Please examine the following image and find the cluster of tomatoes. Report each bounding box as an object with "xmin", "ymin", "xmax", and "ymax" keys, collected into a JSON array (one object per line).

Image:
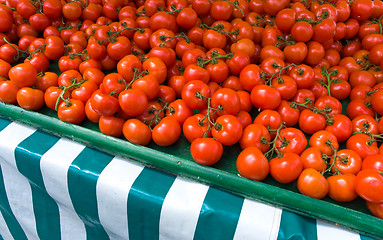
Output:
[{"xmin": 1, "ymin": 0, "xmax": 383, "ymax": 219}]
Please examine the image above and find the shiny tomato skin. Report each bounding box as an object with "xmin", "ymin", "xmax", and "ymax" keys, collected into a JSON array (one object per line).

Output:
[
  {"xmin": 236, "ymin": 147, "xmax": 270, "ymax": 181},
  {"xmin": 355, "ymin": 169, "xmax": 383, "ymax": 203},
  {"xmin": 191, "ymin": 138, "xmax": 223, "ymax": 166}
]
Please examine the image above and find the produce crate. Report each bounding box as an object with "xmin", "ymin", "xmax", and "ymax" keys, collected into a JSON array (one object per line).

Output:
[{"xmin": 0, "ymin": 99, "xmax": 382, "ymax": 239}]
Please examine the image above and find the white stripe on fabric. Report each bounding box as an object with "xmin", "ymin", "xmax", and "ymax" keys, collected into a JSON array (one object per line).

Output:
[
  {"xmin": 39, "ymin": 138, "xmax": 86, "ymax": 240},
  {"xmin": 233, "ymin": 199, "xmax": 282, "ymax": 240},
  {"xmin": 0, "ymin": 123, "xmax": 37, "ymax": 240},
  {"xmin": 0, "ymin": 209, "xmax": 14, "ymax": 240},
  {"xmin": 316, "ymin": 220, "xmax": 360, "ymax": 240},
  {"xmin": 96, "ymin": 156, "xmax": 144, "ymax": 240},
  {"xmin": 159, "ymin": 176, "xmax": 209, "ymax": 240}
]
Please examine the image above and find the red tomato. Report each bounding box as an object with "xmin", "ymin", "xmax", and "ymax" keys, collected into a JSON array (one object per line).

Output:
[
  {"xmin": 191, "ymin": 138, "xmax": 223, "ymax": 166},
  {"xmin": 331, "ymin": 149, "xmax": 362, "ymax": 175},
  {"xmin": 300, "ymin": 147, "xmax": 327, "ymax": 172},
  {"xmin": 152, "ymin": 116, "xmax": 181, "ymax": 146},
  {"xmin": 327, "ymin": 174, "xmax": 358, "ymax": 202},
  {"xmin": 309, "ymin": 130, "xmax": 339, "ymax": 156},
  {"xmin": 122, "ymin": 119, "xmax": 152, "ymax": 146},
  {"xmin": 270, "ymin": 153, "xmax": 303, "ymax": 184},
  {"xmin": 250, "ymin": 84, "xmax": 281, "ymax": 110},
  {"xmin": 239, "ymin": 123, "xmax": 271, "ymax": 153},
  {"xmin": 212, "ymin": 115, "xmax": 243, "ymax": 146},
  {"xmin": 355, "ymin": 169, "xmax": 383, "ymax": 203},
  {"xmin": 346, "ymin": 133, "xmax": 379, "ymax": 159},
  {"xmin": 57, "ymin": 99, "xmax": 85, "ymax": 125},
  {"xmin": 297, "ymin": 168, "xmax": 329, "ymax": 199},
  {"xmin": 9, "ymin": 62, "xmax": 37, "ymax": 88},
  {"xmin": 236, "ymin": 147, "xmax": 270, "ymax": 181},
  {"xmin": 210, "ymin": 88, "xmax": 241, "ymax": 116},
  {"xmin": 362, "ymin": 154, "xmax": 383, "ymax": 171},
  {"xmin": 276, "ymin": 127, "xmax": 307, "ymax": 155},
  {"xmin": 366, "ymin": 201, "xmax": 383, "ymax": 219},
  {"xmin": 99, "ymin": 115, "xmax": 125, "ymax": 138},
  {"xmin": 16, "ymin": 87, "xmax": 44, "ymax": 111}
]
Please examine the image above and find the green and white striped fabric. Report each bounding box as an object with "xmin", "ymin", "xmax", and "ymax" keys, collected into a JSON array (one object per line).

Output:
[{"xmin": 0, "ymin": 118, "xmax": 378, "ymax": 240}]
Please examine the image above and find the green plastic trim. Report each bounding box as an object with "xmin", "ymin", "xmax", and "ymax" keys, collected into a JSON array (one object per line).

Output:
[{"xmin": 0, "ymin": 102, "xmax": 382, "ymax": 239}]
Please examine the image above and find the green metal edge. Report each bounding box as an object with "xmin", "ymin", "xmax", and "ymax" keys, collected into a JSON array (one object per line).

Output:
[{"xmin": 0, "ymin": 102, "xmax": 382, "ymax": 239}]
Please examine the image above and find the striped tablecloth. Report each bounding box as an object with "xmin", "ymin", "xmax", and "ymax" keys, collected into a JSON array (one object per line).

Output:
[{"xmin": 0, "ymin": 117, "xmax": 378, "ymax": 240}]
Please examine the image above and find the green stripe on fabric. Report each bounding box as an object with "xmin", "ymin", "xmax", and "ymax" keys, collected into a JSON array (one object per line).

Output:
[
  {"xmin": 15, "ymin": 131, "xmax": 61, "ymax": 240},
  {"xmin": 0, "ymin": 165, "xmax": 28, "ymax": 240},
  {"xmin": 360, "ymin": 234, "xmax": 378, "ymax": 240},
  {"xmin": 68, "ymin": 147, "xmax": 113, "ymax": 240},
  {"xmin": 277, "ymin": 211, "xmax": 317, "ymax": 240},
  {"xmin": 0, "ymin": 118, "xmax": 11, "ymax": 131},
  {"xmin": 127, "ymin": 167, "xmax": 176, "ymax": 240},
  {"xmin": 193, "ymin": 188, "xmax": 244, "ymax": 240}
]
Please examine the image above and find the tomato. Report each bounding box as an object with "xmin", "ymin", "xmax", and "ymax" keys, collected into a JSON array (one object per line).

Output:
[
  {"xmin": 183, "ymin": 114, "xmax": 211, "ymax": 143},
  {"xmin": 350, "ymin": 0, "xmax": 373, "ymax": 21},
  {"xmin": 239, "ymin": 123, "xmax": 270, "ymax": 152},
  {"xmin": 43, "ymin": 0, "xmax": 62, "ymax": 19},
  {"xmin": 271, "ymin": 75, "xmax": 297, "ymax": 101},
  {"xmin": 308, "ymin": 130, "xmax": 339, "ymax": 157},
  {"xmin": 276, "ymin": 127, "xmax": 307, "ymax": 155},
  {"xmin": 116, "ymin": 54, "xmax": 143, "ymax": 82},
  {"xmin": 236, "ymin": 147, "xmax": 270, "ymax": 181},
  {"xmin": 98, "ymin": 115, "xmax": 125, "ymax": 138},
  {"xmin": 152, "ymin": 116, "xmax": 181, "ymax": 146},
  {"xmin": 212, "ymin": 115, "xmax": 243, "ymax": 146},
  {"xmin": 352, "ymin": 114, "xmax": 379, "ymax": 135},
  {"xmin": 62, "ymin": 2, "xmax": 82, "ymax": 21},
  {"xmin": 191, "ymin": 138, "xmax": 223, "ymax": 166},
  {"xmin": 0, "ymin": 7, "xmax": 13, "ymax": 33},
  {"xmin": 297, "ymin": 168, "xmax": 329, "ymax": 199},
  {"xmin": 371, "ymin": 89, "xmax": 383, "ymax": 116},
  {"xmin": 270, "ymin": 153, "xmax": 303, "ymax": 184},
  {"xmin": 314, "ymin": 96, "xmax": 342, "ymax": 115},
  {"xmin": 366, "ymin": 201, "xmax": 383, "ymax": 219},
  {"xmin": 305, "ymin": 41, "xmax": 325, "ymax": 66},
  {"xmin": 251, "ymin": 84, "xmax": 281, "ymax": 110},
  {"xmin": 331, "ymin": 149, "xmax": 362, "ymax": 175},
  {"xmin": 210, "ymin": 1, "xmax": 233, "ymax": 21},
  {"xmin": 25, "ymin": 52, "xmax": 50, "ymax": 73},
  {"xmin": 276, "ymin": 100, "xmax": 300, "ymax": 127},
  {"xmin": 166, "ymin": 99, "xmax": 193, "ymax": 125},
  {"xmin": 9, "ymin": 62, "xmax": 37, "ymax": 88},
  {"xmin": 57, "ymin": 99, "xmax": 86, "ymax": 125},
  {"xmin": 142, "ymin": 57, "xmax": 167, "ymax": 85},
  {"xmin": 299, "ymin": 109, "xmax": 326, "ymax": 135},
  {"xmin": 119, "ymin": 88, "xmax": 148, "ymax": 117},
  {"xmin": 355, "ymin": 169, "xmax": 383, "ymax": 203},
  {"xmin": 312, "ymin": 19, "xmax": 336, "ymax": 43},
  {"xmin": 325, "ymin": 114, "xmax": 352, "ymax": 143},
  {"xmin": 237, "ymin": 90, "xmax": 252, "ymax": 112},
  {"xmin": 284, "ymin": 42, "xmax": 308, "ymax": 64},
  {"xmin": 35, "ymin": 72, "xmax": 58, "ymax": 92},
  {"xmin": 289, "ymin": 64, "xmax": 315, "ymax": 89},
  {"xmin": 122, "ymin": 119, "xmax": 152, "ymax": 146},
  {"xmin": 0, "ymin": 81, "xmax": 19, "ymax": 104},
  {"xmin": 300, "ymin": 147, "xmax": 327, "ymax": 172},
  {"xmin": 181, "ymin": 80, "xmax": 211, "ymax": 110},
  {"xmin": 327, "ymin": 174, "xmax": 357, "ymax": 202},
  {"xmin": 107, "ymin": 36, "xmax": 132, "ymax": 61},
  {"xmin": 275, "ymin": 8, "xmax": 295, "ymax": 33},
  {"xmin": 362, "ymin": 154, "xmax": 383, "ymax": 172},
  {"xmin": 346, "ymin": 99, "xmax": 375, "ymax": 120},
  {"xmin": 346, "ymin": 133, "xmax": 379, "ymax": 159},
  {"xmin": 210, "ymin": 88, "xmax": 240, "ymax": 116},
  {"xmin": 349, "ymin": 70, "xmax": 376, "ymax": 88},
  {"xmin": 239, "ymin": 64, "xmax": 262, "ymax": 92}
]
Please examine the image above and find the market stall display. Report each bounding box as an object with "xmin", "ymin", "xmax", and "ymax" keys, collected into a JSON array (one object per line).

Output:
[{"xmin": 1, "ymin": 0, "xmax": 383, "ymax": 239}]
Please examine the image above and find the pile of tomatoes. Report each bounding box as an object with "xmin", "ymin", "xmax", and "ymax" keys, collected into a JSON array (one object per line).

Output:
[{"xmin": 1, "ymin": 0, "xmax": 383, "ymax": 219}]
